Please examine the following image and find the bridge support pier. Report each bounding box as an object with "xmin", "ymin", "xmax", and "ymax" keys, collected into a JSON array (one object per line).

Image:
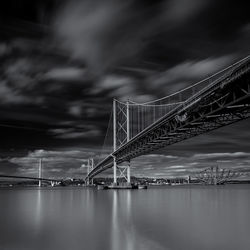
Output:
[
  {"xmin": 113, "ymin": 161, "xmax": 131, "ymax": 185},
  {"xmin": 86, "ymin": 177, "xmax": 93, "ymax": 186}
]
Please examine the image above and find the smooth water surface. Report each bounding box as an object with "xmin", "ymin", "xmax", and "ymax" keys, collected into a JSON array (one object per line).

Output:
[{"xmin": 0, "ymin": 185, "xmax": 250, "ymax": 250}]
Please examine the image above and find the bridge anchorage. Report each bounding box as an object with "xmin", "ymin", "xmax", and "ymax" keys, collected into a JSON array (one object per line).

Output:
[{"xmin": 86, "ymin": 54, "xmax": 250, "ymax": 186}]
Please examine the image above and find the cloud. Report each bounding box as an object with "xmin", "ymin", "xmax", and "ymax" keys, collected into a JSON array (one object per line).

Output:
[
  {"xmin": 0, "ymin": 160, "xmax": 21, "ymax": 175},
  {"xmin": 0, "ymin": 80, "xmax": 34, "ymax": 105},
  {"xmin": 1, "ymin": 0, "xmax": 250, "ymax": 180},
  {"xmin": 0, "ymin": 42, "xmax": 11, "ymax": 56},
  {"xmin": 149, "ymin": 55, "xmax": 234, "ymax": 94},
  {"xmin": 92, "ymin": 74, "xmax": 137, "ymax": 99},
  {"xmin": 53, "ymin": 0, "xmax": 158, "ymax": 73},
  {"xmin": 4, "ymin": 148, "xmax": 250, "ymax": 179},
  {"xmin": 27, "ymin": 149, "xmax": 94, "ymax": 159},
  {"xmin": 43, "ymin": 67, "xmax": 86, "ymax": 81},
  {"xmin": 53, "ymin": 0, "xmax": 214, "ymax": 75},
  {"xmin": 127, "ymin": 149, "xmax": 250, "ymax": 178},
  {"xmin": 4, "ymin": 58, "xmax": 36, "ymax": 88},
  {"xmin": 0, "ymin": 57, "xmax": 46, "ymax": 105},
  {"xmin": 7, "ymin": 149, "xmax": 99, "ymax": 178},
  {"xmin": 54, "ymin": 130, "xmax": 101, "ymax": 139},
  {"xmin": 146, "ymin": 154, "xmax": 178, "ymax": 159},
  {"xmin": 193, "ymin": 152, "xmax": 250, "ymax": 159},
  {"xmin": 164, "ymin": 0, "xmax": 209, "ymax": 24},
  {"xmin": 165, "ymin": 165, "xmax": 186, "ymax": 169},
  {"xmin": 68, "ymin": 104, "xmax": 82, "ymax": 117},
  {"xmin": 49, "ymin": 125, "xmax": 102, "ymax": 139},
  {"xmin": 99, "ymin": 74, "xmax": 133, "ymax": 89}
]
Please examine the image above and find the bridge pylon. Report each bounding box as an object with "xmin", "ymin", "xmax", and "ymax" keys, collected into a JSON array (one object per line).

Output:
[
  {"xmin": 112, "ymin": 99, "xmax": 131, "ymax": 185},
  {"xmin": 86, "ymin": 158, "xmax": 94, "ymax": 186}
]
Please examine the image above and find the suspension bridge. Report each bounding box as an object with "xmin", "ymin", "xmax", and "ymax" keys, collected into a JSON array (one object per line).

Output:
[{"xmin": 86, "ymin": 55, "xmax": 250, "ymax": 185}]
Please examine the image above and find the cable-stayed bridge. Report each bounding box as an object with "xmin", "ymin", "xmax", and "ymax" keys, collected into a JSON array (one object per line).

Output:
[
  {"xmin": 0, "ymin": 175, "xmax": 62, "ymax": 186},
  {"xmin": 86, "ymin": 55, "xmax": 250, "ymax": 184}
]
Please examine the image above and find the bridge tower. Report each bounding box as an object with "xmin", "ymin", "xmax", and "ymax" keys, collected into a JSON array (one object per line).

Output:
[
  {"xmin": 86, "ymin": 158, "xmax": 94, "ymax": 186},
  {"xmin": 113, "ymin": 99, "xmax": 131, "ymax": 185}
]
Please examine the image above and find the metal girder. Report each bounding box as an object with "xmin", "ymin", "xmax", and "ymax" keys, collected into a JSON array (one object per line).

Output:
[{"xmin": 193, "ymin": 166, "xmax": 245, "ymax": 184}]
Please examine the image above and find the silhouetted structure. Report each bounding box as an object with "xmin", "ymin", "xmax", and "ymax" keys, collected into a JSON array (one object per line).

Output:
[{"xmin": 192, "ymin": 166, "xmax": 248, "ymax": 185}]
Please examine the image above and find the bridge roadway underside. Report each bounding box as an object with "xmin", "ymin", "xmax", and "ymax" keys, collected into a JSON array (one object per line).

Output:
[{"xmin": 88, "ymin": 63, "xmax": 250, "ymax": 179}]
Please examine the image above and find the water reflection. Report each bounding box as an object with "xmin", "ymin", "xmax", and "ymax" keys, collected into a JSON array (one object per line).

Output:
[
  {"xmin": 0, "ymin": 186, "xmax": 250, "ymax": 250},
  {"xmin": 111, "ymin": 191, "xmax": 135, "ymax": 250},
  {"xmin": 34, "ymin": 188, "xmax": 41, "ymax": 232},
  {"xmin": 111, "ymin": 190, "xmax": 119, "ymax": 250}
]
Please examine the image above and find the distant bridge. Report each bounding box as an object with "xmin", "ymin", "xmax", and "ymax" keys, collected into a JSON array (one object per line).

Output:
[
  {"xmin": 86, "ymin": 55, "xmax": 250, "ymax": 184},
  {"xmin": 0, "ymin": 174, "xmax": 62, "ymax": 182},
  {"xmin": 192, "ymin": 166, "xmax": 249, "ymax": 185},
  {"xmin": 0, "ymin": 175, "xmax": 62, "ymax": 186}
]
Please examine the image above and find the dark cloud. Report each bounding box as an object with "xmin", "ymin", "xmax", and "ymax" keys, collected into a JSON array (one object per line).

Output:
[
  {"xmin": 147, "ymin": 55, "xmax": 235, "ymax": 95},
  {"xmin": 53, "ymin": 0, "xmax": 157, "ymax": 73},
  {"xmin": 0, "ymin": 0, "xmax": 250, "ymax": 178},
  {"xmin": 0, "ymin": 160, "xmax": 21, "ymax": 175}
]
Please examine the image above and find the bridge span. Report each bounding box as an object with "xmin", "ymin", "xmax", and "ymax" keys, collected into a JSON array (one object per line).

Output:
[
  {"xmin": 87, "ymin": 55, "xmax": 250, "ymax": 183},
  {"xmin": 0, "ymin": 175, "xmax": 62, "ymax": 186}
]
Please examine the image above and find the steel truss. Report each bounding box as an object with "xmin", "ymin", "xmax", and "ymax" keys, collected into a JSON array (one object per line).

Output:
[
  {"xmin": 193, "ymin": 166, "xmax": 249, "ymax": 185},
  {"xmin": 86, "ymin": 158, "xmax": 94, "ymax": 185},
  {"xmin": 115, "ymin": 101, "xmax": 129, "ymax": 148}
]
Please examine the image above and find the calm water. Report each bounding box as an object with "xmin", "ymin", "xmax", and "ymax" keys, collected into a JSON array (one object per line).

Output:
[{"xmin": 0, "ymin": 185, "xmax": 250, "ymax": 250}]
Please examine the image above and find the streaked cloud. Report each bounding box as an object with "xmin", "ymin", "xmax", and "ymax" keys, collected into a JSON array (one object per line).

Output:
[
  {"xmin": 49, "ymin": 124, "xmax": 101, "ymax": 139},
  {"xmin": 193, "ymin": 152, "xmax": 250, "ymax": 159},
  {"xmin": 149, "ymin": 55, "xmax": 234, "ymax": 94},
  {"xmin": 54, "ymin": 0, "xmax": 148, "ymax": 73},
  {"xmin": 43, "ymin": 67, "xmax": 86, "ymax": 81},
  {"xmin": 165, "ymin": 165, "xmax": 186, "ymax": 169},
  {"xmin": 164, "ymin": 0, "xmax": 210, "ymax": 23}
]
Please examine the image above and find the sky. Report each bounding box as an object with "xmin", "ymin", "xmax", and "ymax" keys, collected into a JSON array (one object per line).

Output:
[{"xmin": 0, "ymin": 0, "xmax": 250, "ymax": 179}]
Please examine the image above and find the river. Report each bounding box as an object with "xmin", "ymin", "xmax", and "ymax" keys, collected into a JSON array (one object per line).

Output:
[{"xmin": 0, "ymin": 185, "xmax": 249, "ymax": 250}]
